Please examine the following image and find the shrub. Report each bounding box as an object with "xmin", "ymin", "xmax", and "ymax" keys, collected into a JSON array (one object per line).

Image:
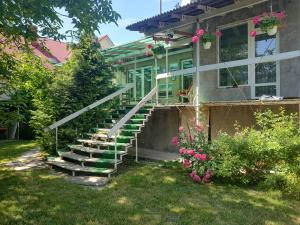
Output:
[
  {"xmin": 172, "ymin": 120, "xmax": 215, "ymax": 184},
  {"xmin": 210, "ymin": 108, "xmax": 300, "ymax": 196}
]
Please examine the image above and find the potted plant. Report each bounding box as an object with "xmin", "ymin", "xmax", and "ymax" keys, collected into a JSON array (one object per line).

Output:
[
  {"xmin": 251, "ymin": 11, "xmax": 286, "ymax": 36},
  {"xmin": 192, "ymin": 28, "xmax": 221, "ymax": 50},
  {"xmin": 152, "ymin": 44, "xmax": 166, "ymax": 59},
  {"xmin": 200, "ymin": 33, "xmax": 215, "ymax": 50}
]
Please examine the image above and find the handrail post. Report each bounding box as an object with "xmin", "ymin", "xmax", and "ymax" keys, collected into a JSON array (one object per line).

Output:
[
  {"xmin": 55, "ymin": 127, "xmax": 58, "ymax": 152},
  {"xmin": 135, "ymin": 133, "xmax": 138, "ymax": 162},
  {"xmin": 114, "ymin": 135, "xmax": 118, "ymax": 169}
]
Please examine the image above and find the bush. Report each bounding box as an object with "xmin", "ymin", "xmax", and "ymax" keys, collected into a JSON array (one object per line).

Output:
[
  {"xmin": 172, "ymin": 120, "xmax": 215, "ymax": 184},
  {"xmin": 211, "ymin": 108, "xmax": 300, "ymax": 196}
]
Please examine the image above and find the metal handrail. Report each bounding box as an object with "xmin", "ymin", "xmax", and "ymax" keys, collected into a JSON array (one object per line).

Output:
[
  {"xmin": 45, "ymin": 83, "xmax": 135, "ymax": 131},
  {"xmin": 107, "ymin": 87, "xmax": 157, "ymax": 138}
]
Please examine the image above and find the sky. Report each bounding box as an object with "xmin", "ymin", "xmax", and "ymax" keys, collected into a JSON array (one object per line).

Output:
[{"xmin": 60, "ymin": 0, "xmax": 180, "ymax": 45}]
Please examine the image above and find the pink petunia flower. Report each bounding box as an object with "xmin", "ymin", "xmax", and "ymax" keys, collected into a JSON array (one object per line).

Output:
[
  {"xmin": 187, "ymin": 149, "xmax": 195, "ymax": 156},
  {"xmin": 178, "ymin": 126, "xmax": 184, "ymax": 133},
  {"xmin": 193, "ymin": 175, "xmax": 201, "ymax": 183},
  {"xmin": 195, "ymin": 123, "xmax": 204, "ymax": 132},
  {"xmin": 147, "ymin": 44, "xmax": 153, "ymax": 49},
  {"xmin": 196, "ymin": 29, "xmax": 205, "ymax": 37},
  {"xmin": 172, "ymin": 136, "xmax": 179, "ymax": 146},
  {"xmin": 252, "ymin": 16, "xmax": 261, "ymax": 25},
  {"xmin": 250, "ymin": 30, "xmax": 257, "ymax": 37},
  {"xmin": 215, "ymin": 31, "xmax": 222, "ymax": 37},
  {"xmin": 192, "ymin": 36, "xmax": 199, "ymax": 43}
]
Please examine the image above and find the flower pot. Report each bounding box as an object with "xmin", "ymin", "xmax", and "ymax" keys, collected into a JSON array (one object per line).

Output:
[
  {"xmin": 267, "ymin": 25, "xmax": 278, "ymax": 36},
  {"xmin": 203, "ymin": 42, "xmax": 212, "ymax": 50},
  {"xmin": 156, "ymin": 54, "xmax": 163, "ymax": 59}
]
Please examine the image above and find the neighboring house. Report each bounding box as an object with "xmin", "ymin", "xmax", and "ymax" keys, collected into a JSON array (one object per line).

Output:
[
  {"xmin": 98, "ymin": 35, "xmax": 114, "ymax": 50},
  {"xmin": 101, "ymin": 0, "xmax": 300, "ymax": 150}
]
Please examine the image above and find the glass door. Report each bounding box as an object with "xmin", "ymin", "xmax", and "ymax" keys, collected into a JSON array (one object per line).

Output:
[
  {"xmin": 135, "ymin": 69, "xmax": 143, "ymax": 100},
  {"xmin": 143, "ymin": 67, "xmax": 152, "ymax": 97}
]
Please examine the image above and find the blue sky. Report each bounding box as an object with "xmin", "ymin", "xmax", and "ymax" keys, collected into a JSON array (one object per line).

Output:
[{"xmin": 60, "ymin": 0, "xmax": 180, "ymax": 45}]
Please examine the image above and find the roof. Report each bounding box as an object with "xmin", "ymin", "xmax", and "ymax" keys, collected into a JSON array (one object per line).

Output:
[
  {"xmin": 126, "ymin": 0, "xmax": 234, "ymax": 33},
  {"xmin": 32, "ymin": 38, "xmax": 71, "ymax": 64}
]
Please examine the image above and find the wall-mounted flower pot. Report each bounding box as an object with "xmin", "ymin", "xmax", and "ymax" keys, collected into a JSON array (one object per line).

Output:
[
  {"xmin": 203, "ymin": 42, "xmax": 212, "ymax": 50},
  {"xmin": 267, "ymin": 25, "xmax": 278, "ymax": 36},
  {"xmin": 156, "ymin": 54, "xmax": 163, "ymax": 59}
]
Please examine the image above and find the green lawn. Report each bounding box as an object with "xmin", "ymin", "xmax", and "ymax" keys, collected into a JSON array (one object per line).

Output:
[
  {"xmin": 0, "ymin": 140, "xmax": 38, "ymax": 163},
  {"xmin": 0, "ymin": 141, "xmax": 299, "ymax": 225}
]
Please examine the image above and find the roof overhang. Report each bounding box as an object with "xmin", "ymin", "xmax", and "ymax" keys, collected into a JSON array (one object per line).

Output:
[{"xmin": 127, "ymin": 0, "xmax": 269, "ymax": 36}]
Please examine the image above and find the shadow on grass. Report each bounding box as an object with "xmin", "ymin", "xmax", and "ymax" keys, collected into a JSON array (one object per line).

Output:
[{"xmin": 0, "ymin": 163, "xmax": 299, "ymax": 225}]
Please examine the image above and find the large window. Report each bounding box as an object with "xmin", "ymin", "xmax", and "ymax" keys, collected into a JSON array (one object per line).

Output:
[
  {"xmin": 255, "ymin": 33, "xmax": 277, "ymax": 97},
  {"xmin": 219, "ymin": 24, "xmax": 248, "ymax": 87}
]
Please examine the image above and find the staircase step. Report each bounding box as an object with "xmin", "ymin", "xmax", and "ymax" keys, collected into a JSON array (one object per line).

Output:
[
  {"xmin": 60, "ymin": 152, "xmax": 121, "ymax": 166},
  {"xmin": 130, "ymin": 118, "xmax": 145, "ymax": 124},
  {"xmin": 68, "ymin": 145, "xmax": 126, "ymax": 155},
  {"xmin": 77, "ymin": 139, "xmax": 131, "ymax": 147},
  {"xmin": 48, "ymin": 158, "xmax": 115, "ymax": 177}
]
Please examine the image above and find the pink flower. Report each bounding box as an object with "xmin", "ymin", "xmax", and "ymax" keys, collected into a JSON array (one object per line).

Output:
[
  {"xmin": 195, "ymin": 123, "xmax": 204, "ymax": 132},
  {"xmin": 178, "ymin": 126, "xmax": 184, "ymax": 133},
  {"xmin": 192, "ymin": 36, "xmax": 199, "ymax": 43},
  {"xmin": 198, "ymin": 149, "xmax": 203, "ymax": 153},
  {"xmin": 193, "ymin": 175, "xmax": 201, "ymax": 183},
  {"xmin": 196, "ymin": 29, "xmax": 205, "ymax": 37},
  {"xmin": 252, "ymin": 16, "xmax": 261, "ymax": 25},
  {"xmin": 147, "ymin": 44, "xmax": 153, "ymax": 49},
  {"xmin": 172, "ymin": 136, "xmax": 179, "ymax": 146},
  {"xmin": 190, "ymin": 170, "xmax": 197, "ymax": 178},
  {"xmin": 276, "ymin": 11, "xmax": 286, "ymax": 20},
  {"xmin": 215, "ymin": 31, "xmax": 222, "ymax": 37},
  {"xmin": 199, "ymin": 154, "xmax": 207, "ymax": 161},
  {"xmin": 250, "ymin": 30, "xmax": 257, "ymax": 37},
  {"xmin": 183, "ymin": 159, "xmax": 191, "ymax": 168},
  {"xmin": 179, "ymin": 148, "xmax": 187, "ymax": 155},
  {"xmin": 204, "ymin": 170, "xmax": 212, "ymax": 179},
  {"xmin": 194, "ymin": 153, "xmax": 202, "ymax": 159},
  {"xmin": 187, "ymin": 149, "xmax": 195, "ymax": 156}
]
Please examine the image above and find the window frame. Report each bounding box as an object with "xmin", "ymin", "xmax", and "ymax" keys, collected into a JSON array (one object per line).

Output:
[
  {"xmin": 217, "ymin": 20, "xmax": 250, "ymax": 88},
  {"xmin": 217, "ymin": 20, "xmax": 280, "ymax": 98}
]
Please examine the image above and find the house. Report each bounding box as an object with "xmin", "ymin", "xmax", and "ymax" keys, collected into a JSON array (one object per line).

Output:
[
  {"xmin": 47, "ymin": 0, "xmax": 300, "ymax": 177},
  {"xmin": 102, "ymin": 0, "xmax": 300, "ymax": 149}
]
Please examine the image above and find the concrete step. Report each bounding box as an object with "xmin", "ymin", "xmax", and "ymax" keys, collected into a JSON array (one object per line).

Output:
[
  {"xmin": 60, "ymin": 152, "xmax": 121, "ymax": 167},
  {"xmin": 77, "ymin": 139, "xmax": 131, "ymax": 148},
  {"xmin": 47, "ymin": 158, "xmax": 115, "ymax": 177}
]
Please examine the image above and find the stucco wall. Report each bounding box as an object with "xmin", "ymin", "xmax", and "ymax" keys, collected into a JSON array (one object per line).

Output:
[{"xmin": 197, "ymin": 0, "xmax": 300, "ymax": 102}]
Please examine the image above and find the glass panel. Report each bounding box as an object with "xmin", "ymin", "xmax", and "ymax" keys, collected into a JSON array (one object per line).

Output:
[
  {"xmin": 219, "ymin": 24, "xmax": 248, "ymax": 87},
  {"xmin": 255, "ymin": 85, "xmax": 276, "ymax": 97},
  {"xmin": 144, "ymin": 67, "xmax": 152, "ymax": 96},
  {"xmin": 255, "ymin": 33, "xmax": 276, "ymax": 85},
  {"xmin": 182, "ymin": 59, "xmax": 193, "ymax": 90},
  {"xmin": 128, "ymin": 70, "xmax": 134, "ymax": 99},
  {"xmin": 136, "ymin": 69, "xmax": 142, "ymax": 99}
]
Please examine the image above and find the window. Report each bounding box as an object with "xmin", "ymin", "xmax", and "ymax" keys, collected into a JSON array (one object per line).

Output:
[
  {"xmin": 219, "ymin": 24, "xmax": 248, "ymax": 87},
  {"xmin": 254, "ymin": 33, "xmax": 277, "ymax": 97},
  {"xmin": 181, "ymin": 59, "xmax": 193, "ymax": 90}
]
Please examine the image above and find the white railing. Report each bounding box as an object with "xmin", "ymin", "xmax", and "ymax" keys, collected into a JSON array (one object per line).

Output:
[
  {"xmin": 46, "ymin": 83, "xmax": 134, "ymax": 131},
  {"xmin": 156, "ymin": 50, "xmax": 300, "ymax": 80},
  {"xmin": 45, "ymin": 83, "xmax": 134, "ymax": 151},
  {"xmin": 108, "ymin": 87, "xmax": 157, "ymax": 166}
]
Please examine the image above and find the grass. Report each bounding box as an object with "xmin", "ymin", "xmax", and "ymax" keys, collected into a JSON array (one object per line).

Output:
[
  {"xmin": 0, "ymin": 140, "xmax": 38, "ymax": 163},
  {"xmin": 0, "ymin": 141, "xmax": 299, "ymax": 225}
]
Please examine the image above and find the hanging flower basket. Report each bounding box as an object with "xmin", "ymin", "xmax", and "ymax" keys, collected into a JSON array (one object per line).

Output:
[
  {"xmin": 191, "ymin": 28, "xmax": 222, "ymax": 50},
  {"xmin": 152, "ymin": 44, "xmax": 166, "ymax": 59},
  {"xmin": 250, "ymin": 11, "xmax": 286, "ymax": 37}
]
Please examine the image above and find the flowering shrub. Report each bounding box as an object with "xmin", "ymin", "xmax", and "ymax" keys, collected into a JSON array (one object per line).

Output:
[
  {"xmin": 172, "ymin": 120, "xmax": 214, "ymax": 184},
  {"xmin": 250, "ymin": 11, "xmax": 286, "ymax": 37}
]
